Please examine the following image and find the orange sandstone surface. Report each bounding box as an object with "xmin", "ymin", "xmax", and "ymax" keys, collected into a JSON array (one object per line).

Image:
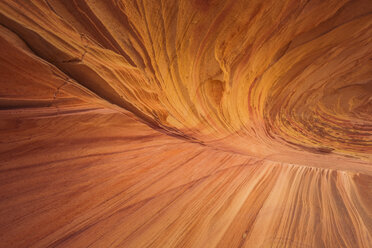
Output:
[{"xmin": 0, "ymin": 0, "xmax": 371, "ymax": 247}]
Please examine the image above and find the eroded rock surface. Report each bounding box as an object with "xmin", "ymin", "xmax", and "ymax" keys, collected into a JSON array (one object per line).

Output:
[{"xmin": 0, "ymin": 0, "xmax": 371, "ymax": 247}]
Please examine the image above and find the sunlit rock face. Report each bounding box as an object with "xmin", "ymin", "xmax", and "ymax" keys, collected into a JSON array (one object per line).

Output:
[{"xmin": 0, "ymin": 0, "xmax": 371, "ymax": 247}]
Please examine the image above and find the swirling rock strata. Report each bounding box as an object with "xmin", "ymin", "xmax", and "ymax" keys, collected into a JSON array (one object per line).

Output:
[{"xmin": 0, "ymin": 0, "xmax": 371, "ymax": 247}]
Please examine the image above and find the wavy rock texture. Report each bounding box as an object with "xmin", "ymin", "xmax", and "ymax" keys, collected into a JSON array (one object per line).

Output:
[{"xmin": 0, "ymin": 0, "xmax": 371, "ymax": 247}]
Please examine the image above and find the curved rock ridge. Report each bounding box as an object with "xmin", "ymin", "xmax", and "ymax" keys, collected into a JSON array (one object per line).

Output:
[
  {"xmin": 0, "ymin": 0, "xmax": 371, "ymax": 247},
  {"xmin": 0, "ymin": 0, "xmax": 371, "ymax": 169}
]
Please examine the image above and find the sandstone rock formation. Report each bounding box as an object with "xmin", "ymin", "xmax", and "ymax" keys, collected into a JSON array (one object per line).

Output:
[{"xmin": 0, "ymin": 0, "xmax": 371, "ymax": 247}]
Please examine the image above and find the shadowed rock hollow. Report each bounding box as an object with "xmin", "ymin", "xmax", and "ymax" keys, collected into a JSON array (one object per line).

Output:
[{"xmin": 0, "ymin": 0, "xmax": 371, "ymax": 247}]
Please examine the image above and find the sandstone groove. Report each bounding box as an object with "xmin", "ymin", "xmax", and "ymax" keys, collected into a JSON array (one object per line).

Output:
[{"xmin": 0, "ymin": 1, "xmax": 371, "ymax": 247}]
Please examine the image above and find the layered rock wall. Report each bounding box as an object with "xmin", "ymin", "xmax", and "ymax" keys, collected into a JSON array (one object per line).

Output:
[{"xmin": 0, "ymin": 1, "xmax": 371, "ymax": 247}]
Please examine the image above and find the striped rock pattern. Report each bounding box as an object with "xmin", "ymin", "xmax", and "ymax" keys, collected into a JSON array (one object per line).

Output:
[{"xmin": 0, "ymin": 0, "xmax": 371, "ymax": 247}]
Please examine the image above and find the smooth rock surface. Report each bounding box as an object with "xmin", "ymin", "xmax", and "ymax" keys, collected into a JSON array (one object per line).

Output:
[{"xmin": 0, "ymin": 0, "xmax": 371, "ymax": 247}]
